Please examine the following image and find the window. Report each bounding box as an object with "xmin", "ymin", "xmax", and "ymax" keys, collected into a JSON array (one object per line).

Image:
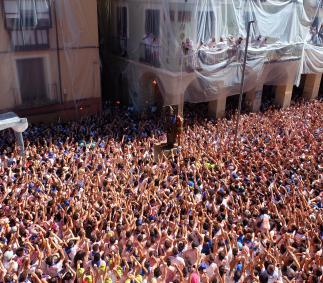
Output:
[
  {"xmin": 178, "ymin": 11, "xmax": 191, "ymax": 22},
  {"xmin": 3, "ymin": 0, "xmax": 51, "ymax": 50},
  {"xmin": 16, "ymin": 57, "xmax": 48, "ymax": 106},
  {"xmin": 145, "ymin": 9, "xmax": 160, "ymax": 37},
  {"xmin": 169, "ymin": 10, "xmax": 175, "ymax": 22},
  {"xmin": 20, "ymin": 0, "xmax": 37, "ymax": 28},
  {"xmin": 35, "ymin": 0, "xmax": 51, "ymax": 28},
  {"xmin": 3, "ymin": 0, "xmax": 51, "ymax": 30},
  {"xmin": 3, "ymin": 0, "xmax": 20, "ymax": 29},
  {"xmin": 197, "ymin": 11, "xmax": 215, "ymax": 42},
  {"xmin": 116, "ymin": 6, "xmax": 127, "ymax": 38}
]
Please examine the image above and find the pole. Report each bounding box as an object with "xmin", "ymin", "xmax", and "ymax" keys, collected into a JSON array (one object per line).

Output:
[
  {"xmin": 53, "ymin": 0, "xmax": 63, "ymax": 104},
  {"xmin": 14, "ymin": 132, "xmax": 24, "ymax": 157},
  {"xmin": 234, "ymin": 20, "xmax": 254, "ymax": 143}
]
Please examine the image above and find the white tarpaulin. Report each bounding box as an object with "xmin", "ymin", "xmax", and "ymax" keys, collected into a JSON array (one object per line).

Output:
[{"xmin": 0, "ymin": 112, "xmax": 28, "ymax": 155}]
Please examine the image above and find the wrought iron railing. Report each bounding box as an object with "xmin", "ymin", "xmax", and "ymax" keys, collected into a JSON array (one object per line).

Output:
[
  {"xmin": 139, "ymin": 42, "xmax": 161, "ymax": 67},
  {"xmin": 11, "ymin": 83, "xmax": 60, "ymax": 108}
]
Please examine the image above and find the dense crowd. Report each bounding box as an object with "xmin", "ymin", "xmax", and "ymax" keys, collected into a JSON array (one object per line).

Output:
[{"xmin": 0, "ymin": 100, "xmax": 322, "ymax": 283}]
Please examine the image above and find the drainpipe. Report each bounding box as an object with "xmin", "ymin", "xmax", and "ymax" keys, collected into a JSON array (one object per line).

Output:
[{"xmin": 53, "ymin": 0, "xmax": 63, "ymax": 104}]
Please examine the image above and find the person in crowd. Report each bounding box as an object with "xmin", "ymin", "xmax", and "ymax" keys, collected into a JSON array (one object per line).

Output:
[{"xmin": 0, "ymin": 99, "xmax": 322, "ymax": 283}]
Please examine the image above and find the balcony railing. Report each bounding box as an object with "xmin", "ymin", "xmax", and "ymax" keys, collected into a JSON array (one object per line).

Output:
[
  {"xmin": 11, "ymin": 29, "xmax": 49, "ymax": 51},
  {"xmin": 11, "ymin": 83, "xmax": 59, "ymax": 108},
  {"xmin": 139, "ymin": 42, "xmax": 161, "ymax": 67},
  {"xmin": 110, "ymin": 38, "xmax": 302, "ymax": 74}
]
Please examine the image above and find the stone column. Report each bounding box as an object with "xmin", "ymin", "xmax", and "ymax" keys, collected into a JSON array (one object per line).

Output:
[
  {"xmin": 159, "ymin": 72, "xmax": 195, "ymax": 118},
  {"xmin": 245, "ymin": 87, "xmax": 263, "ymax": 112},
  {"xmin": 303, "ymin": 73, "xmax": 321, "ymax": 100},
  {"xmin": 274, "ymin": 84, "xmax": 293, "ymax": 109},
  {"xmin": 208, "ymin": 96, "xmax": 226, "ymax": 118}
]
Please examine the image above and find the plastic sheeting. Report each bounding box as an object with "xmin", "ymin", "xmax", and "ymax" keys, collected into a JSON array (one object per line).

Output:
[
  {"xmin": 102, "ymin": 0, "xmax": 323, "ymax": 108},
  {"xmin": 0, "ymin": 112, "xmax": 28, "ymax": 155},
  {"xmin": 0, "ymin": 0, "xmax": 100, "ymax": 112},
  {"xmin": 0, "ymin": 112, "xmax": 28, "ymax": 132}
]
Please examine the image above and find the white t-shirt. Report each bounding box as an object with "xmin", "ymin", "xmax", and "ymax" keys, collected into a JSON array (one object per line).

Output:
[
  {"xmin": 261, "ymin": 268, "xmax": 283, "ymax": 283},
  {"xmin": 46, "ymin": 261, "xmax": 63, "ymax": 277},
  {"xmin": 260, "ymin": 214, "xmax": 270, "ymax": 230},
  {"xmin": 170, "ymin": 255, "xmax": 185, "ymax": 269},
  {"xmin": 205, "ymin": 262, "xmax": 217, "ymax": 278}
]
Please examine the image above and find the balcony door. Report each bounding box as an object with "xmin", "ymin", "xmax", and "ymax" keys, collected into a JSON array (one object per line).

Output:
[
  {"xmin": 117, "ymin": 6, "xmax": 127, "ymax": 38},
  {"xmin": 17, "ymin": 57, "xmax": 48, "ymax": 106},
  {"xmin": 145, "ymin": 9, "xmax": 160, "ymax": 38}
]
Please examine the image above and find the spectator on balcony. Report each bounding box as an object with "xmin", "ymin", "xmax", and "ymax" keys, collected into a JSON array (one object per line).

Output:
[
  {"xmin": 254, "ymin": 35, "xmax": 267, "ymax": 48},
  {"xmin": 143, "ymin": 33, "xmax": 154, "ymax": 46},
  {"xmin": 227, "ymin": 35, "xmax": 236, "ymax": 47},
  {"xmin": 318, "ymin": 24, "xmax": 323, "ymax": 45},
  {"xmin": 261, "ymin": 37, "xmax": 268, "ymax": 47},
  {"xmin": 182, "ymin": 38, "xmax": 195, "ymax": 70},
  {"xmin": 216, "ymin": 36, "xmax": 228, "ymax": 50},
  {"xmin": 142, "ymin": 33, "xmax": 154, "ymax": 62},
  {"xmin": 309, "ymin": 26, "xmax": 319, "ymax": 45},
  {"xmin": 235, "ymin": 36, "xmax": 244, "ymax": 47},
  {"xmin": 207, "ymin": 37, "xmax": 217, "ymax": 49},
  {"xmin": 182, "ymin": 38, "xmax": 193, "ymax": 55},
  {"xmin": 152, "ymin": 37, "xmax": 160, "ymax": 66}
]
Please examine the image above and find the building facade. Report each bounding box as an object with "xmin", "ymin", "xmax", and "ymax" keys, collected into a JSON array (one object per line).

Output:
[
  {"xmin": 0, "ymin": 0, "xmax": 101, "ymax": 122},
  {"xmin": 100, "ymin": 0, "xmax": 323, "ymax": 117}
]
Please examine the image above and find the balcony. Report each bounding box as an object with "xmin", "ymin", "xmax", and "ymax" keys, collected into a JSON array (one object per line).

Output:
[
  {"xmin": 11, "ymin": 29, "xmax": 49, "ymax": 51},
  {"xmin": 139, "ymin": 42, "xmax": 161, "ymax": 67},
  {"xmin": 2, "ymin": 0, "xmax": 51, "ymax": 50},
  {"xmin": 11, "ymin": 83, "xmax": 59, "ymax": 108}
]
